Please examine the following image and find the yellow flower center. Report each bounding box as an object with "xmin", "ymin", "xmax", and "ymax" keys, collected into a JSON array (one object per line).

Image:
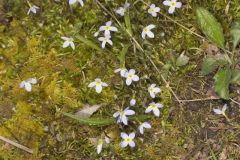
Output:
[
  {"xmin": 126, "ymin": 138, "xmax": 131, "ymax": 143},
  {"xmin": 106, "ymin": 26, "xmax": 110, "ymax": 30},
  {"xmin": 171, "ymin": 2, "xmax": 176, "ymax": 7},
  {"xmin": 128, "ymin": 74, "xmax": 133, "ymax": 78},
  {"xmin": 143, "ymin": 28, "xmax": 149, "ymax": 33},
  {"xmin": 96, "ymin": 82, "xmax": 101, "ymax": 85},
  {"xmin": 151, "ymin": 8, "xmax": 155, "ymax": 12},
  {"xmin": 120, "ymin": 9, "xmax": 124, "ymax": 13},
  {"xmin": 152, "ymin": 104, "xmax": 157, "ymax": 108},
  {"xmin": 150, "ymin": 87, "xmax": 154, "ymax": 92}
]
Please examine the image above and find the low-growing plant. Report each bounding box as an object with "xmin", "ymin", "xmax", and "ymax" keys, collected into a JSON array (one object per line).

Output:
[{"xmin": 196, "ymin": 7, "xmax": 240, "ymax": 99}]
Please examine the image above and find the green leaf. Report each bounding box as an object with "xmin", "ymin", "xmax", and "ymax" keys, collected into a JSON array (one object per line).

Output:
[
  {"xmin": 214, "ymin": 67, "xmax": 232, "ymax": 99},
  {"xmin": 230, "ymin": 19, "xmax": 240, "ymax": 49},
  {"xmin": 62, "ymin": 112, "xmax": 152, "ymax": 126},
  {"xmin": 201, "ymin": 55, "xmax": 229, "ymax": 75},
  {"xmin": 124, "ymin": 9, "xmax": 133, "ymax": 35},
  {"xmin": 118, "ymin": 45, "xmax": 130, "ymax": 67},
  {"xmin": 176, "ymin": 54, "xmax": 189, "ymax": 67},
  {"xmin": 231, "ymin": 69, "xmax": 240, "ymax": 85},
  {"xmin": 76, "ymin": 35, "xmax": 102, "ymax": 51},
  {"xmin": 196, "ymin": 7, "xmax": 225, "ymax": 48}
]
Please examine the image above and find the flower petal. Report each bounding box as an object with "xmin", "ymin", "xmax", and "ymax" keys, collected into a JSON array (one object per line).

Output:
[
  {"xmin": 146, "ymin": 31, "xmax": 154, "ymax": 38},
  {"xmin": 126, "ymin": 78, "xmax": 132, "ymax": 86},
  {"xmin": 97, "ymin": 143, "xmax": 102, "ymax": 154},
  {"xmin": 113, "ymin": 111, "xmax": 120, "ymax": 118},
  {"xmin": 121, "ymin": 140, "xmax": 128, "ymax": 148},
  {"xmin": 163, "ymin": 0, "xmax": 171, "ymax": 6},
  {"xmin": 96, "ymin": 85, "xmax": 103, "ymax": 93},
  {"xmin": 168, "ymin": 6, "xmax": 175, "ymax": 14},
  {"xmin": 63, "ymin": 41, "xmax": 69, "ymax": 48},
  {"xmin": 175, "ymin": 2, "xmax": 182, "ymax": 8},
  {"xmin": 25, "ymin": 82, "xmax": 32, "ymax": 92},
  {"xmin": 129, "ymin": 132, "xmax": 135, "ymax": 139},
  {"xmin": 132, "ymin": 75, "xmax": 139, "ymax": 81},
  {"xmin": 145, "ymin": 106, "xmax": 152, "ymax": 113},
  {"xmin": 153, "ymin": 108, "xmax": 160, "ymax": 117},
  {"xmin": 124, "ymin": 109, "xmax": 135, "ymax": 116},
  {"xmin": 129, "ymin": 141, "xmax": 135, "ymax": 148},
  {"xmin": 88, "ymin": 82, "xmax": 96, "ymax": 88},
  {"xmin": 121, "ymin": 132, "xmax": 128, "ymax": 139}
]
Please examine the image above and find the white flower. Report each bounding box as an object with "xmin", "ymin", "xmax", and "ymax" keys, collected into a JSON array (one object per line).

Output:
[
  {"xmin": 139, "ymin": 122, "xmax": 151, "ymax": 134},
  {"xmin": 97, "ymin": 139, "xmax": 103, "ymax": 154},
  {"xmin": 27, "ymin": 5, "xmax": 39, "ymax": 15},
  {"xmin": 130, "ymin": 99, "xmax": 136, "ymax": 106},
  {"xmin": 98, "ymin": 35, "xmax": 113, "ymax": 48},
  {"xmin": 69, "ymin": 0, "xmax": 84, "ymax": 6},
  {"xmin": 148, "ymin": 4, "xmax": 160, "ymax": 17},
  {"xmin": 213, "ymin": 104, "xmax": 227, "ymax": 115},
  {"xmin": 120, "ymin": 132, "xmax": 135, "ymax": 148},
  {"xmin": 145, "ymin": 102, "xmax": 163, "ymax": 117},
  {"xmin": 99, "ymin": 21, "xmax": 118, "ymax": 36},
  {"xmin": 163, "ymin": 0, "xmax": 182, "ymax": 14},
  {"xmin": 61, "ymin": 37, "xmax": 75, "ymax": 50},
  {"xmin": 116, "ymin": 7, "xmax": 126, "ymax": 16},
  {"xmin": 113, "ymin": 107, "xmax": 135, "ymax": 125},
  {"xmin": 148, "ymin": 84, "xmax": 161, "ymax": 98},
  {"xmin": 88, "ymin": 78, "xmax": 108, "ymax": 93},
  {"xmin": 142, "ymin": 24, "xmax": 156, "ymax": 39},
  {"xmin": 115, "ymin": 3, "xmax": 130, "ymax": 16},
  {"xmin": 114, "ymin": 68, "xmax": 127, "ymax": 77},
  {"xmin": 20, "ymin": 78, "xmax": 37, "ymax": 92},
  {"xmin": 124, "ymin": 69, "xmax": 139, "ymax": 86}
]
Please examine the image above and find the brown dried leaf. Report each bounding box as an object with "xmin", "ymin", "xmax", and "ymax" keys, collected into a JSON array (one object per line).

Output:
[{"xmin": 75, "ymin": 104, "xmax": 102, "ymax": 118}]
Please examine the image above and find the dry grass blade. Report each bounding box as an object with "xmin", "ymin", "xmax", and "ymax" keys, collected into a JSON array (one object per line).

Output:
[{"xmin": 0, "ymin": 136, "xmax": 33, "ymax": 154}]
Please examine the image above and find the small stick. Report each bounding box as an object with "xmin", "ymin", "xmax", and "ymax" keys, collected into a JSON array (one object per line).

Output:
[
  {"xmin": 178, "ymin": 97, "xmax": 220, "ymax": 102},
  {"xmin": 0, "ymin": 136, "xmax": 33, "ymax": 154}
]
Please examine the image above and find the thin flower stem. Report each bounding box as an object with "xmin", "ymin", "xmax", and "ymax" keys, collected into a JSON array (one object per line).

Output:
[{"xmin": 96, "ymin": 0, "xmax": 181, "ymax": 103}]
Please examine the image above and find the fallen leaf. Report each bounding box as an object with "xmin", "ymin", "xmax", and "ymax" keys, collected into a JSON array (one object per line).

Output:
[{"xmin": 75, "ymin": 104, "xmax": 102, "ymax": 118}]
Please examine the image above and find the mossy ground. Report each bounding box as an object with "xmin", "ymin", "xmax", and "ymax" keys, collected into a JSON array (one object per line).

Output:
[{"xmin": 0, "ymin": 0, "xmax": 240, "ymax": 159}]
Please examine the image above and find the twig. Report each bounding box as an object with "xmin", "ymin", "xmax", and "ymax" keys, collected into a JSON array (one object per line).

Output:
[
  {"xmin": 96, "ymin": 0, "xmax": 181, "ymax": 103},
  {"xmin": 0, "ymin": 136, "xmax": 33, "ymax": 154},
  {"xmin": 178, "ymin": 97, "xmax": 220, "ymax": 103},
  {"xmin": 230, "ymin": 98, "xmax": 240, "ymax": 106}
]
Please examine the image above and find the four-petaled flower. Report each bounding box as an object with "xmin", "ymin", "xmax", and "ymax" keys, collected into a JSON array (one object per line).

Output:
[
  {"xmin": 100, "ymin": 21, "xmax": 118, "ymax": 36},
  {"xmin": 213, "ymin": 104, "xmax": 227, "ymax": 116},
  {"xmin": 114, "ymin": 68, "xmax": 128, "ymax": 77},
  {"xmin": 124, "ymin": 69, "xmax": 139, "ymax": 86},
  {"xmin": 27, "ymin": 5, "xmax": 39, "ymax": 15},
  {"xmin": 148, "ymin": 4, "xmax": 160, "ymax": 17},
  {"xmin": 98, "ymin": 35, "xmax": 113, "ymax": 48},
  {"xmin": 142, "ymin": 24, "xmax": 156, "ymax": 39},
  {"xmin": 115, "ymin": 3, "xmax": 130, "ymax": 16},
  {"xmin": 113, "ymin": 107, "xmax": 135, "ymax": 125},
  {"xmin": 69, "ymin": 0, "xmax": 84, "ymax": 7},
  {"xmin": 139, "ymin": 122, "xmax": 151, "ymax": 134},
  {"xmin": 20, "ymin": 78, "xmax": 37, "ymax": 92},
  {"xmin": 148, "ymin": 84, "xmax": 161, "ymax": 98},
  {"xmin": 61, "ymin": 37, "xmax": 75, "ymax": 50},
  {"xmin": 145, "ymin": 102, "xmax": 163, "ymax": 117},
  {"xmin": 163, "ymin": 0, "xmax": 182, "ymax": 14},
  {"xmin": 120, "ymin": 132, "xmax": 135, "ymax": 148},
  {"xmin": 88, "ymin": 78, "xmax": 108, "ymax": 93}
]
